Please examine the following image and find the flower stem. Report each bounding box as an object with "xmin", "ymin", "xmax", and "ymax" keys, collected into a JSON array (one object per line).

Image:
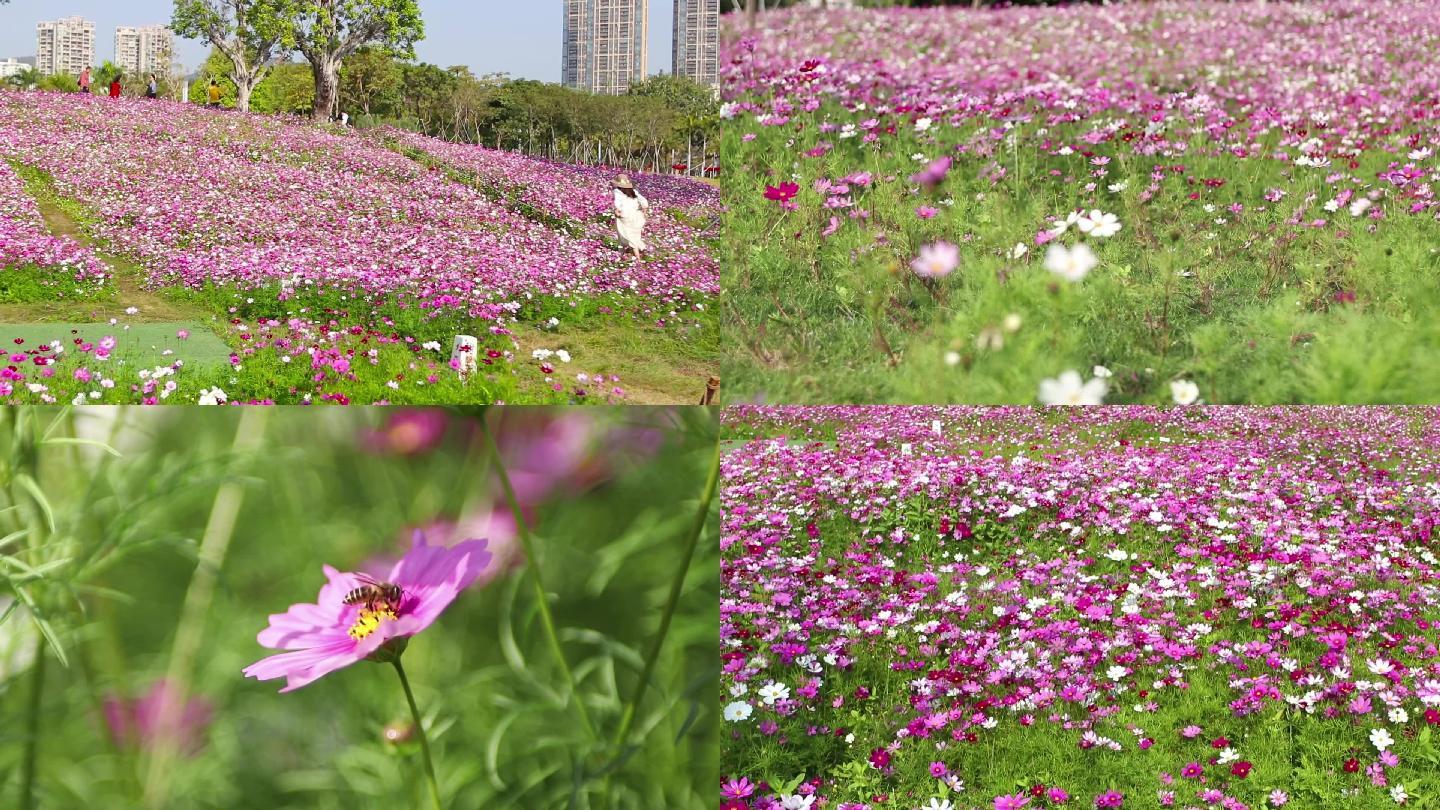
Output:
[
  {"xmin": 20, "ymin": 639, "xmax": 46, "ymax": 810},
  {"xmin": 143, "ymin": 407, "xmax": 268, "ymax": 806},
  {"xmin": 392, "ymin": 658, "xmax": 443, "ymax": 810},
  {"xmin": 610, "ymin": 439, "xmax": 720, "ymax": 750},
  {"xmin": 480, "ymin": 419, "xmax": 598, "ymax": 741}
]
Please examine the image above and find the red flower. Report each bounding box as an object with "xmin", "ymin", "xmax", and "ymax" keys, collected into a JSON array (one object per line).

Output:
[
  {"xmin": 764, "ymin": 182, "xmax": 799, "ymax": 203},
  {"xmin": 1425, "ymin": 708, "xmax": 1440, "ymax": 725},
  {"xmin": 1343, "ymin": 757, "xmax": 1360, "ymax": 773},
  {"xmin": 1210, "ymin": 736, "xmax": 1230, "ymax": 748},
  {"xmin": 1230, "ymin": 761, "xmax": 1252, "ymax": 778},
  {"xmin": 869, "ymin": 747, "xmax": 891, "ymax": 769}
]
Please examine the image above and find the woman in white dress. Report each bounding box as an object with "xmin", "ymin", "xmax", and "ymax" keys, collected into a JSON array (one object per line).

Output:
[{"xmin": 612, "ymin": 174, "xmax": 650, "ymax": 260}]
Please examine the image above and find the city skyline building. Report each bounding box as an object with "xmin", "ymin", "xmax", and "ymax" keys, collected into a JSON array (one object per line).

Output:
[
  {"xmin": 35, "ymin": 16, "xmax": 95, "ymax": 77},
  {"xmin": 115, "ymin": 24, "xmax": 174, "ymax": 77},
  {"xmin": 562, "ymin": 0, "xmax": 649, "ymax": 95},
  {"xmin": 671, "ymin": 0, "xmax": 718, "ymax": 86}
]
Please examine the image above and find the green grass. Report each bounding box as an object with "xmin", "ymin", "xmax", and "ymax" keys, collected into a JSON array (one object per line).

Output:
[
  {"xmin": 0, "ymin": 323, "xmax": 232, "ymax": 369},
  {"xmin": 720, "ymin": 114, "xmax": 1440, "ymax": 404}
]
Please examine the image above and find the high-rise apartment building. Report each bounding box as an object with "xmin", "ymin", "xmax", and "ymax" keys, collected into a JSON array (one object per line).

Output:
[
  {"xmin": 562, "ymin": 0, "xmax": 649, "ymax": 95},
  {"xmin": 672, "ymin": 0, "xmax": 718, "ymax": 87},
  {"xmin": 35, "ymin": 17, "xmax": 95, "ymax": 77},
  {"xmin": 115, "ymin": 25, "xmax": 174, "ymax": 77}
]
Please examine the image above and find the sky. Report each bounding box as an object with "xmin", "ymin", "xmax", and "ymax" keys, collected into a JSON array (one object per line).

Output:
[{"xmin": 0, "ymin": 0, "xmax": 675, "ymax": 82}]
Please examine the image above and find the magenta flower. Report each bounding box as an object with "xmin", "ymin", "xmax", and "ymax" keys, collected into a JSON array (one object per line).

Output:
[
  {"xmin": 1094, "ymin": 790, "xmax": 1124, "ymax": 808},
  {"xmin": 362, "ymin": 409, "xmax": 449, "ymax": 456},
  {"xmin": 995, "ymin": 793, "xmax": 1032, "ymax": 810},
  {"xmin": 243, "ymin": 531, "xmax": 493, "ymax": 692},
  {"xmin": 103, "ymin": 680, "xmax": 213, "ymax": 755}
]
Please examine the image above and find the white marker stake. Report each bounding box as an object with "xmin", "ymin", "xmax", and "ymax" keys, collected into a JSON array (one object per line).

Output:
[
  {"xmin": 900, "ymin": 443, "xmax": 913, "ymax": 456},
  {"xmin": 451, "ymin": 335, "xmax": 479, "ymax": 378},
  {"xmin": 932, "ymin": 420, "xmax": 942, "ymax": 436}
]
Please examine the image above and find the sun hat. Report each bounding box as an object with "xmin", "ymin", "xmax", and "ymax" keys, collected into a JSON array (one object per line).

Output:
[{"xmin": 613, "ymin": 174, "xmax": 634, "ymax": 189}]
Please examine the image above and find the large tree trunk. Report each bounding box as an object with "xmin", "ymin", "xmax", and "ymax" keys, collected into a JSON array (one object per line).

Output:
[
  {"xmin": 235, "ymin": 78, "xmax": 255, "ymax": 113},
  {"xmin": 745, "ymin": 0, "xmax": 758, "ymax": 30},
  {"xmin": 310, "ymin": 58, "xmax": 340, "ymax": 123}
]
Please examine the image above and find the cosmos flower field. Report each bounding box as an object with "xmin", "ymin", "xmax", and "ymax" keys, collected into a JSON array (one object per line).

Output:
[
  {"xmin": 721, "ymin": 1, "xmax": 1440, "ymax": 405},
  {"xmin": 0, "ymin": 91, "xmax": 718, "ymax": 404},
  {"xmin": 720, "ymin": 406, "xmax": 1440, "ymax": 810}
]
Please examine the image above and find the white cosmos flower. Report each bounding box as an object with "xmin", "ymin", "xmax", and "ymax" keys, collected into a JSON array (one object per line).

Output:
[
  {"xmin": 780, "ymin": 795, "xmax": 816, "ymax": 810},
  {"xmin": 1350, "ymin": 198, "xmax": 1374, "ymax": 217},
  {"xmin": 758, "ymin": 682, "xmax": 790, "ymax": 705},
  {"xmin": 197, "ymin": 387, "xmax": 228, "ymax": 406},
  {"xmin": 1217, "ymin": 747, "xmax": 1239, "ymax": 764},
  {"xmin": 1171, "ymin": 379, "xmax": 1200, "ymax": 405},
  {"xmin": 723, "ymin": 701, "xmax": 753, "ymax": 722},
  {"xmin": 1392, "ymin": 784, "xmax": 1408, "ymax": 803},
  {"xmin": 1093, "ymin": 365, "xmax": 1113, "ymax": 378},
  {"xmin": 1107, "ymin": 665, "xmax": 1128, "ymax": 680},
  {"xmin": 1044, "ymin": 243, "xmax": 1098, "ymax": 281},
  {"xmin": 1409, "ymin": 147, "xmax": 1431, "ymax": 161},
  {"xmin": 1077, "ymin": 209, "xmax": 1122, "ymax": 238},
  {"xmin": 1368, "ymin": 658, "xmax": 1395, "ymax": 676},
  {"xmin": 1105, "ymin": 548, "xmax": 1129, "ymax": 561},
  {"xmin": 1009, "ymin": 242, "xmax": 1028, "ymax": 259},
  {"xmin": 1038, "ymin": 369, "xmax": 1107, "ymax": 405},
  {"xmin": 1371, "ymin": 727, "xmax": 1395, "ymax": 751},
  {"xmin": 915, "ymin": 117, "xmax": 933, "ymax": 132},
  {"xmin": 922, "ymin": 800, "xmax": 955, "ymax": 810}
]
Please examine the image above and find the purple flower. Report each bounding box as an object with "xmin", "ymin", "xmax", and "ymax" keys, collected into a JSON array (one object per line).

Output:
[
  {"xmin": 362, "ymin": 409, "xmax": 449, "ymax": 455},
  {"xmin": 103, "ymin": 680, "xmax": 213, "ymax": 755},
  {"xmin": 243, "ymin": 531, "xmax": 493, "ymax": 691},
  {"xmin": 909, "ymin": 156, "xmax": 952, "ymax": 188}
]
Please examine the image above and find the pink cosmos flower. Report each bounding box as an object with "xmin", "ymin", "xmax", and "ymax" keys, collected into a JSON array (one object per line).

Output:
[
  {"xmin": 995, "ymin": 793, "xmax": 1032, "ymax": 810},
  {"xmin": 103, "ymin": 679, "xmax": 213, "ymax": 755},
  {"xmin": 361, "ymin": 409, "xmax": 449, "ymax": 455},
  {"xmin": 1094, "ymin": 789, "xmax": 1124, "ymax": 808},
  {"xmin": 764, "ymin": 182, "xmax": 800, "ymax": 203},
  {"xmin": 910, "ymin": 241, "xmax": 960, "ymax": 279},
  {"xmin": 243, "ymin": 531, "xmax": 493, "ymax": 692}
]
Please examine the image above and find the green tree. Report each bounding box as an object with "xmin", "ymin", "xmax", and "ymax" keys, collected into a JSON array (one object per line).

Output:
[
  {"xmin": 251, "ymin": 61, "xmax": 316, "ymax": 114},
  {"xmin": 5, "ymin": 67, "xmax": 40, "ymax": 90},
  {"xmin": 338, "ymin": 46, "xmax": 401, "ymax": 117},
  {"xmin": 189, "ymin": 49, "xmax": 239, "ymax": 107},
  {"xmin": 290, "ymin": 0, "xmax": 424, "ymax": 122},
  {"xmin": 94, "ymin": 61, "xmax": 125, "ymax": 93},
  {"xmin": 36, "ymin": 72, "xmax": 80, "ymax": 93},
  {"xmin": 171, "ymin": 0, "xmax": 296, "ymax": 112}
]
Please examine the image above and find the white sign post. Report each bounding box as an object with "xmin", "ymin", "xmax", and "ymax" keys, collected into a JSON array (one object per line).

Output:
[{"xmin": 451, "ymin": 335, "xmax": 479, "ymax": 378}]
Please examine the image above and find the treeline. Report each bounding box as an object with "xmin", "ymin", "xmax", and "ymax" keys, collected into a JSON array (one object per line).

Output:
[{"xmin": 191, "ymin": 49, "xmax": 720, "ymax": 177}]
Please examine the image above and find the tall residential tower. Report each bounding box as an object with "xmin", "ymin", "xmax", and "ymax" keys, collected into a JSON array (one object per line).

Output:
[
  {"xmin": 35, "ymin": 17, "xmax": 95, "ymax": 77},
  {"xmin": 672, "ymin": 0, "xmax": 718, "ymax": 87},
  {"xmin": 115, "ymin": 25, "xmax": 174, "ymax": 77},
  {"xmin": 562, "ymin": 0, "xmax": 649, "ymax": 95}
]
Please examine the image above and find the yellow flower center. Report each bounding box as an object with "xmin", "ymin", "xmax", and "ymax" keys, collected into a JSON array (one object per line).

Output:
[{"xmin": 348, "ymin": 606, "xmax": 399, "ymax": 640}]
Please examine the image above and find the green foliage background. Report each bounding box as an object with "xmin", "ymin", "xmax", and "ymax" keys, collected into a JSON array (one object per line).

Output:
[{"xmin": 0, "ymin": 406, "xmax": 719, "ymax": 809}]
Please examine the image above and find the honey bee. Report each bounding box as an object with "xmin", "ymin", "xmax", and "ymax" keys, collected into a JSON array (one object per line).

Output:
[{"xmin": 344, "ymin": 574, "xmax": 404, "ymax": 612}]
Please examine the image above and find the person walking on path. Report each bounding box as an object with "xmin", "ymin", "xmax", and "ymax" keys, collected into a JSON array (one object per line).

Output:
[
  {"xmin": 146, "ymin": 73, "xmax": 158, "ymax": 99},
  {"xmin": 206, "ymin": 79, "xmax": 222, "ymax": 107},
  {"xmin": 108, "ymin": 75, "xmax": 123, "ymax": 98},
  {"xmin": 612, "ymin": 174, "xmax": 650, "ymax": 261},
  {"xmin": 78, "ymin": 66, "xmax": 91, "ymax": 93}
]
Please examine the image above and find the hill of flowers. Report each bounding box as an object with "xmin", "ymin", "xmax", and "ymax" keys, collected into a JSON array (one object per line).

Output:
[
  {"xmin": 720, "ymin": 406, "xmax": 1440, "ymax": 810},
  {"xmin": 0, "ymin": 91, "xmax": 717, "ymax": 404},
  {"xmin": 721, "ymin": 1, "xmax": 1440, "ymax": 404},
  {"xmin": 0, "ymin": 159, "xmax": 107, "ymax": 289}
]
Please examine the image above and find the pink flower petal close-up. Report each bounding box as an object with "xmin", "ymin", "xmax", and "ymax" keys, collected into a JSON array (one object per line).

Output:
[{"xmin": 243, "ymin": 532, "xmax": 493, "ymax": 692}]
